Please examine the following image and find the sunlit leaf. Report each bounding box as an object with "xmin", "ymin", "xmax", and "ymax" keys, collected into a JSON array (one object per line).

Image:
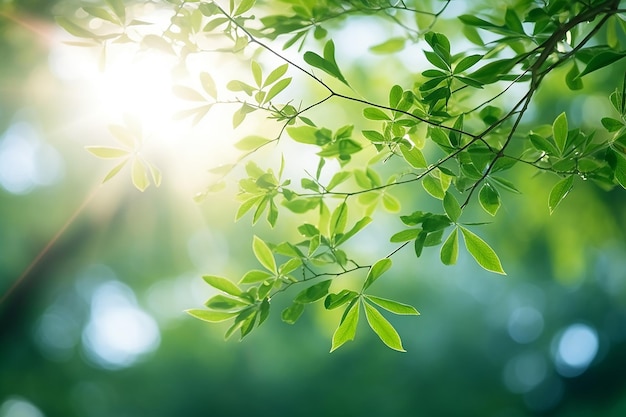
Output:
[
  {"xmin": 548, "ymin": 175, "xmax": 574, "ymax": 214},
  {"xmin": 85, "ymin": 146, "xmax": 129, "ymax": 158},
  {"xmin": 363, "ymin": 107, "xmax": 390, "ymax": 121},
  {"xmin": 186, "ymin": 309, "xmax": 238, "ymax": 323},
  {"xmin": 440, "ymin": 228, "xmax": 459, "ymax": 265},
  {"xmin": 234, "ymin": 0, "xmax": 255, "ymax": 16},
  {"xmin": 443, "ymin": 192, "xmax": 461, "ymax": 222},
  {"xmin": 370, "ymin": 37, "xmax": 406, "ymax": 54},
  {"xmin": 200, "ymin": 72, "xmax": 218, "ymax": 99},
  {"xmin": 363, "ymin": 302, "xmax": 405, "ymax": 352},
  {"xmin": 330, "ymin": 301, "xmax": 359, "ymax": 352},
  {"xmin": 235, "ymin": 135, "xmax": 271, "ymax": 151},
  {"xmin": 203, "ymin": 275, "xmax": 243, "ymax": 296},
  {"xmin": 365, "ymin": 296, "xmax": 419, "ymax": 315},
  {"xmin": 131, "ymin": 158, "xmax": 149, "ymax": 191},
  {"xmin": 400, "ymin": 144, "xmax": 427, "ymax": 168},
  {"xmin": 239, "ymin": 269, "xmax": 274, "ymax": 284},
  {"xmin": 460, "ymin": 227, "xmax": 505, "ymax": 274},
  {"xmin": 324, "ymin": 290, "xmax": 358, "ymax": 310},
  {"xmin": 362, "ymin": 258, "xmax": 392, "ymax": 290},
  {"xmin": 552, "ymin": 112, "xmax": 568, "ymax": 154},
  {"xmin": 102, "ymin": 159, "xmax": 128, "ymax": 183},
  {"xmin": 478, "ymin": 183, "xmax": 501, "ymax": 216},
  {"xmin": 263, "ymin": 64, "xmax": 289, "ymax": 87},
  {"xmin": 252, "ymin": 235, "xmax": 276, "ymax": 273},
  {"xmin": 264, "ymin": 77, "xmax": 291, "ymax": 103}
]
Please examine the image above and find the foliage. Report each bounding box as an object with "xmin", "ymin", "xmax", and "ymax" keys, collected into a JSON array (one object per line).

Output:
[{"xmin": 57, "ymin": 0, "xmax": 626, "ymax": 351}]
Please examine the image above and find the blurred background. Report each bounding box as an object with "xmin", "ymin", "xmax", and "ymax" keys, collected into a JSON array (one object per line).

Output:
[{"xmin": 1, "ymin": 1, "xmax": 626, "ymax": 416}]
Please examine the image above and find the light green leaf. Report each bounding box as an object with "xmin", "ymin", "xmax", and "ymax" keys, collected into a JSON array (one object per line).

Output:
[
  {"xmin": 422, "ymin": 175, "xmax": 445, "ymax": 199},
  {"xmin": 326, "ymin": 171, "xmax": 351, "ymax": 190},
  {"xmin": 131, "ymin": 158, "xmax": 149, "ymax": 191},
  {"xmin": 251, "ymin": 60, "xmax": 262, "ymax": 87},
  {"xmin": 304, "ymin": 40, "xmax": 349, "ymax": 86},
  {"xmin": 203, "ymin": 275, "xmax": 242, "ymax": 296},
  {"xmin": 365, "ymin": 296, "xmax": 419, "ymax": 315},
  {"xmin": 234, "ymin": 0, "xmax": 255, "ymax": 15},
  {"xmin": 235, "ymin": 135, "xmax": 271, "ymax": 151},
  {"xmin": 382, "ymin": 193, "xmax": 401, "ymax": 212},
  {"xmin": 363, "ymin": 302, "xmax": 405, "ymax": 352},
  {"xmin": 440, "ymin": 228, "xmax": 459, "ymax": 265},
  {"xmin": 336, "ymin": 216, "xmax": 372, "ymax": 245},
  {"xmin": 205, "ymin": 294, "xmax": 250, "ymax": 310},
  {"xmin": 443, "ymin": 192, "xmax": 461, "ymax": 222},
  {"xmin": 102, "ymin": 159, "xmax": 128, "ymax": 183},
  {"xmin": 281, "ymin": 302, "xmax": 304, "ymax": 324},
  {"xmin": 369, "ymin": 37, "xmax": 406, "ymax": 54},
  {"xmin": 552, "ymin": 112, "xmax": 568, "ymax": 154},
  {"xmin": 83, "ymin": 7, "xmax": 118, "ymax": 24},
  {"xmin": 200, "ymin": 72, "xmax": 217, "ymax": 99},
  {"xmin": 390, "ymin": 228, "xmax": 420, "ymax": 243},
  {"xmin": 252, "ymin": 235, "xmax": 276, "ymax": 273},
  {"xmin": 236, "ymin": 194, "xmax": 264, "ymax": 221},
  {"xmin": 294, "ymin": 280, "xmax": 332, "ymax": 303},
  {"xmin": 400, "ymin": 144, "xmax": 427, "ymax": 168},
  {"xmin": 363, "ymin": 107, "xmax": 390, "ymax": 121},
  {"xmin": 478, "ymin": 183, "xmax": 501, "ymax": 216},
  {"xmin": 263, "ymin": 64, "xmax": 289, "ymax": 87},
  {"xmin": 239, "ymin": 269, "xmax": 274, "ymax": 284},
  {"xmin": 264, "ymin": 77, "xmax": 291, "ymax": 103},
  {"xmin": 287, "ymin": 126, "xmax": 318, "ymax": 144},
  {"xmin": 460, "ymin": 227, "xmax": 505, "ymax": 274},
  {"xmin": 362, "ymin": 258, "xmax": 392, "ymax": 290},
  {"xmin": 549, "ymin": 175, "xmax": 574, "ymax": 214},
  {"xmin": 329, "ymin": 202, "xmax": 348, "ymax": 236},
  {"xmin": 330, "ymin": 301, "xmax": 359, "ymax": 352},
  {"xmin": 85, "ymin": 146, "xmax": 129, "ymax": 158},
  {"xmin": 186, "ymin": 309, "xmax": 238, "ymax": 323},
  {"xmin": 105, "ymin": 0, "xmax": 125, "ymax": 20}
]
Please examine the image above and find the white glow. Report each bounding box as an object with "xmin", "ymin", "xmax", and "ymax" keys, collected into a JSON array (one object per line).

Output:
[
  {"xmin": 82, "ymin": 281, "xmax": 160, "ymax": 370},
  {"xmin": 0, "ymin": 397, "xmax": 44, "ymax": 417},
  {"xmin": 0, "ymin": 122, "xmax": 64, "ymax": 194},
  {"xmin": 553, "ymin": 323, "xmax": 599, "ymax": 377}
]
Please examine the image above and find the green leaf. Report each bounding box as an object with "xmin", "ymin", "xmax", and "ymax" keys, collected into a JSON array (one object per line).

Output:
[
  {"xmin": 400, "ymin": 144, "xmax": 427, "ymax": 168},
  {"xmin": 227, "ymin": 80, "xmax": 256, "ymax": 95},
  {"xmin": 287, "ymin": 126, "xmax": 318, "ymax": 144},
  {"xmin": 252, "ymin": 236, "xmax": 276, "ymax": 273},
  {"xmin": 443, "ymin": 192, "xmax": 461, "ymax": 222},
  {"xmin": 363, "ymin": 302, "xmax": 405, "ymax": 352},
  {"xmin": 236, "ymin": 194, "xmax": 263, "ymax": 221},
  {"xmin": 263, "ymin": 64, "xmax": 289, "ymax": 87},
  {"xmin": 362, "ymin": 258, "xmax": 392, "ymax": 290},
  {"xmin": 460, "ymin": 227, "xmax": 505, "ymax": 274},
  {"xmin": 578, "ymin": 51, "xmax": 626, "ymax": 78},
  {"xmin": 615, "ymin": 153, "xmax": 626, "ymax": 188},
  {"xmin": 205, "ymin": 294, "xmax": 250, "ymax": 310},
  {"xmin": 478, "ymin": 183, "xmax": 501, "ymax": 216},
  {"xmin": 390, "ymin": 228, "xmax": 420, "ymax": 243},
  {"xmin": 454, "ymin": 54, "xmax": 483, "ymax": 73},
  {"xmin": 186, "ymin": 309, "xmax": 238, "ymax": 323},
  {"xmin": 330, "ymin": 301, "xmax": 360, "ymax": 352},
  {"xmin": 369, "ymin": 37, "xmax": 406, "ymax": 54},
  {"xmin": 294, "ymin": 279, "xmax": 332, "ymax": 303},
  {"xmin": 363, "ymin": 108, "xmax": 390, "ymax": 121},
  {"xmin": 382, "ymin": 193, "xmax": 401, "ymax": 212},
  {"xmin": 422, "ymin": 175, "xmax": 445, "ymax": 199},
  {"xmin": 552, "ymin": 112, "xmax": 568, "ymax": 154},
  {"xmin": 200, "ymin": 72, "xmax": 217, "ymax": 99},
  {"xmin": 239, "ymin": 270, "xmax": 274, "ymax": 284},
  {"xmin": 565, "ymin": 62, "xmax": 583, "ymax": 90},
  {"xmin": 336, "ymin": 216, "xmax": 372, "ymax": 245},
  {"xmin": 389, "ymin": 85, "xmax": 403, "ymax": 108},
  {"xmin": 329, "ymin": 202, "xmax": 348, "ymax": 236},
  {"xmin": 281, "ymin": 302, "xmax": 304, "ymax": 324},
  {"xmin": 365, "ymin": 296, "xmax": 419, "ymax": 315},
  {"xmin": 362, "ymin": 130, "xmax": 385, "ymax": 143},
  {"xmin": 105, "ymin": 0, "xmax": 125, "ymax": 20},
  {"xmin": 324, "ymin": 290, "xmax": 358, "ymax": 310},
  {"xmin": 303, "ymin": 40, "xmax": 348, "ymax": 86},
  {"xmin": 440, "ymin": 228, "xmax": 459, "ymax": 265},
  {"xmin": 85, "ymin": 146, "xmax": 129, "ymax": 158},
  {"xmin": 234, "ymin": 0, "xmax": 255, "ymax": 15},
  {"xmin": 548, "ymin": 175, "xmax": 574, "ymax": 214},
  {"xmin": 264, "ymin": 77, "xmax": 291, "ymax": 103},
  {"xmin": 102, "ymin": 159, "xmax": 128, "ymax": 183},
  {"xmin": 251, "ymin": 60, "xmax": 262, "ymax": 87},
  {"xmin": 203, "ymin": 275, "xmax": 242, "ymax": 296},
  {"xmin": 601, "ymin": 117, "xmax": 624, "ymax": 132},
  {"xmin": 326, "ymin": 171, "xmax": 351, "ymax": 190},
  {"xmin": 131, "ymin": 158, "xmax": 149, "ymax": 191},
  {"xmin": 235, "ymin": 135, "xmax": 271, "ymax": 151},
  {"xmin": 279, "ymin": 258, "xmax": 302, "ymax": 275}
]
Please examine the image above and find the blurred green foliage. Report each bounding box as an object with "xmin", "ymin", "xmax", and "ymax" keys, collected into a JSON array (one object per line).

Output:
[{"xmin": 1, "ymin": 1, "xmax": 626, "ymax": 416}]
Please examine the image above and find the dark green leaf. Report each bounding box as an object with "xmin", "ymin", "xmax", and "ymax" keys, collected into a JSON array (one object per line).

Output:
[
  {"xmin": 454, "ymin": 54, "xmax": 483, "ymax": 73},
  {"xmin": 294, "ymin": 279, "xmax": 332, "ymax": 303},
  {"xmin": 205, "ymin": 294, "xmax": 250, "ymax": 310},
  {"xmin": 281, "ymin": 302, "xmax": 305, "ymax": 324},
  {"xmin": 578, "ymin": 51, "xmax": 626, "ymax": 78}
]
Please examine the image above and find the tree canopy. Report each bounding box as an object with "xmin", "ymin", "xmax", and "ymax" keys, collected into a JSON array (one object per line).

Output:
[{"xmin": 53, "ymin": 0, "xmax": 626, "ymax": 351}]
